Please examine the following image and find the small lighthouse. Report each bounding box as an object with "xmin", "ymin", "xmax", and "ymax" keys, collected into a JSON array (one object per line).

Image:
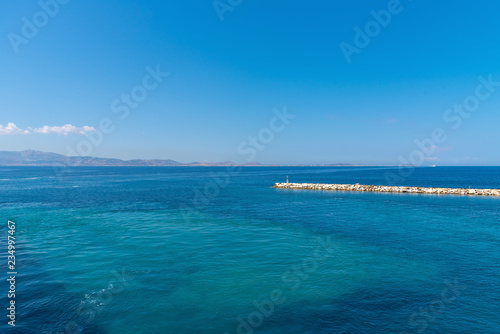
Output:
[{"xmin": 286, "ymin": 175, "xmax": 289, "ymax": 184}]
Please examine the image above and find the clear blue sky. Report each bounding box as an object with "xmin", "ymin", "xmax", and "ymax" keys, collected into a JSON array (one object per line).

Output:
[{"xmin": 1, "ymin": 0, "xmax": 499, "ymax": 165}]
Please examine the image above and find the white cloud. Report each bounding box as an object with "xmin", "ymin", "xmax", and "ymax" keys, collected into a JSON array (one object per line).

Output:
[
  {"xmin": 0, "ymin": 123, "xmax": 96, "ymax": 136},
  {"xmin": 0, "ymin": 123, "xmax": 30, "ymax": 135},
  {"xmin": 30, "ymin": 124, "xmax": 96, "ymax": 136}
]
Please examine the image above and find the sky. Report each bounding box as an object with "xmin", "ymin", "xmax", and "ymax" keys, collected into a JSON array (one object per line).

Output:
[{"xmin": 1, "ymin": 0, "xmax": 499, "ymax": 165}]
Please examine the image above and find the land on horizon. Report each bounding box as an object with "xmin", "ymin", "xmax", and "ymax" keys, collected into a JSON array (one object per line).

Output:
[{"xmin": 0, "ymin": 150, "xmax": 363, "ymax": 167}]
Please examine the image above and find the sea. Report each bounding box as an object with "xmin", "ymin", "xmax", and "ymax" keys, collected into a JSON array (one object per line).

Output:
[{"xmin": 0, "ymin": 166, "xmax": 499, "ymax": 333}]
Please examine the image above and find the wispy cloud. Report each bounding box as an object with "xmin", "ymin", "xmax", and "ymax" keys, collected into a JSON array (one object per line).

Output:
[
  {"xmin": 0, "ymin": 123, "xmax": 95, "ymax": 136},
  {"xmin": 0, "ymin": 123, "xmax": 30, "ymax": 135},
  {"xmin": 30, "ymin": 124, "xmax": 96, "ymax": 136}
]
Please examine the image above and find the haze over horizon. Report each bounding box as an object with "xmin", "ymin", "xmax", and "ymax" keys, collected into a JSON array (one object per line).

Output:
[{"xmin": 2, "ymin": 1, "xmax": 500, "ymax": 165}]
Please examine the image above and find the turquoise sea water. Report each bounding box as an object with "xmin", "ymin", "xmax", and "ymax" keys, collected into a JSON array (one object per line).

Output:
[{"xmin": 0, "ymin": 166, "xmax": 499, "ymax": 333}]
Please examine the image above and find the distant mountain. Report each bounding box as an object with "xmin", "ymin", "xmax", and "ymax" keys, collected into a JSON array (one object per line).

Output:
[
  {"xmin": 323, "ymin": 163, "xmax": 354, "ymax": 166},
  {"xmin": 0, "ymin": 150, "xmax": 360, "ymax": 167},
  {"xmin": 0, "ymin": 150, "xmax": 263, "ymax": 167},
  {"xmin": 293, "ymin": 163, "xmax": 355, "ymax": 167}
]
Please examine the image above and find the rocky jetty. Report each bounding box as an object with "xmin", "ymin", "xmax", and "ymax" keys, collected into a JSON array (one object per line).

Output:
[{"xmin": 273, "ymin": 183, "xmax": 500, "ymax": 196}]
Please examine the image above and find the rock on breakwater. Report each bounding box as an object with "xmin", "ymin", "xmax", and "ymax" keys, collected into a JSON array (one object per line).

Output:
[{"xmin": 273, "ymin": 183, "xmax": 500, "ymax": 196}]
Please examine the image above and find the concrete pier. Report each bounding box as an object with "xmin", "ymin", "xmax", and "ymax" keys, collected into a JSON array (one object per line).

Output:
[{"xmin": 273, "ymin": 182, "xmax": 500, "ymax": 196}]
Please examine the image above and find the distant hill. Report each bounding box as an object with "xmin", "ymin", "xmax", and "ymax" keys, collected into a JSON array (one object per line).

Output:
[
  {"xmin": 0, "ymin": 150, "xmax": 263, "ymax": 167},
  {"xmin": 0, "ymin": 150, "xmax": 359, "ymax": 167},
  {"xmin": 292, "ymin": 163, "xmax": 355, "ymax": 167}
]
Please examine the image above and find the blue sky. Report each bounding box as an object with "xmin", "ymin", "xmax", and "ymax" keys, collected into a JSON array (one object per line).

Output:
[{"xmin": 1, "ymin": 0, "xmax": 499, "ymax": 165}]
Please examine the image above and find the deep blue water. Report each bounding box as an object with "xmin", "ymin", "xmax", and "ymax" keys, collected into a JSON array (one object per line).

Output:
[{"xmin": 0, "ymin": 166, "xmax": 499, "ymax": 333}]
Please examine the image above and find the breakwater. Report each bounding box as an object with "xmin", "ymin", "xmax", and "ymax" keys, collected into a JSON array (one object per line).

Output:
[{"xmin": 273, "ymin": 183, "xmax": 500, "ymax": 196}]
